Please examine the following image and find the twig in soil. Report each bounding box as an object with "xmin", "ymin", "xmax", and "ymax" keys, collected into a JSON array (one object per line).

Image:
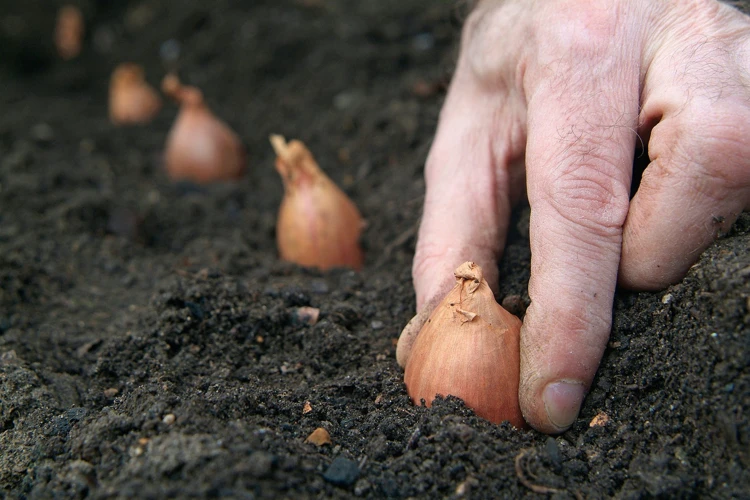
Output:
[
  {"xmin": 404, "ymin": 426, "xmax": 421, "ymax": 453},
  {"xmin": 514, "ymin": 448, "xmax": 562, "ymax": 495}
]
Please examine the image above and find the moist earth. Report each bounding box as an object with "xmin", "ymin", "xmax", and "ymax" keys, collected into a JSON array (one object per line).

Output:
[{"xmin": 0, "ymin": 0, "xmax": 748, "ymax": 498}]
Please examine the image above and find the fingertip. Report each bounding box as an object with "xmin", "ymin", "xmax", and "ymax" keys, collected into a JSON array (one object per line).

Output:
[
  {"xmin": 519, "ymin": 375, "xmax": 586, "ymax": 434},
  {"xmin": 540, "ymin": 380, "xmax": 585, "ymax": 432}
]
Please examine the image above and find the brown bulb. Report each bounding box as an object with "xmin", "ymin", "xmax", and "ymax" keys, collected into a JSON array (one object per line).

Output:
[
  {"xmin": 109, "ymin": 63, "xmax": 162, "ymax": 125},
  {"xmin": 404, "ymin": 262, "xmax": 525, "ymax": 427},
  {"xmin": 270, "ymin": 135, "xmax": 364, "ymax": 270},
  {"xmin": 162, "ymin": 73, "xmax": 246, "ymax": 183},
  {"xmin": 55, "ymin": 5, "xmax": 84, "ymax": 60}
]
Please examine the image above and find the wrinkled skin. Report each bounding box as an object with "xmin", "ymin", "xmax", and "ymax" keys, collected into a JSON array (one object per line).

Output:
[{"xmin": 400, "ymin": 0, "xmax": 750, "ymax": 434}]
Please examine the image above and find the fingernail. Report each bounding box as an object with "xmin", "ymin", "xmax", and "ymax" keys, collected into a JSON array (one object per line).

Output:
[{"xmin": 542, "ymin": 381, "xmax": 585, "ymax": 431}]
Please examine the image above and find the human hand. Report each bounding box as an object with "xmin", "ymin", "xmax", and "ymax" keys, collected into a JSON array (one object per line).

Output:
[{"xmin": 397, "ymin": 0, "xmax": 750, "ymax": 433}]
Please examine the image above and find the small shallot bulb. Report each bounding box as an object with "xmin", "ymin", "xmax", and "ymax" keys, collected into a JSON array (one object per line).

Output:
[
  {"xmin": 404, "ymin": 262, "xmax": 525, "ymax": 427},
  {"xmin": 55, "ymin": 5, "xmax": 84, "ymax": 60},
  {"xmin": 109, "ymin": 63, "xmax": 162, "ymax": 125},
  {"xmin": 270, "ymin": 135, "xmax": 364, "ymax": 270},
  {"xmin": 162, "ymin": 73, "xmax": 246, "ymax": 183}
]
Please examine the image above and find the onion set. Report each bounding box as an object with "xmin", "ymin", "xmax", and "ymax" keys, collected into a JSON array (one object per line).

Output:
[
  {"xmin": 403, "ymin": 262, "xmax": 525, "ymax": 427},
  {"xmin": 270, "ymin": 135, "xmax": 364, "ymax": 270},
  {"xmin": 55, "ymin": 5, "xmax": 84, "ymax": 60},
  {"xmin": 162, "ymin": 73, "xmax": 246, "ymax": 183},
  {"xmin": 109, "ymin": 63, "xmax": 162, "ymax": 125}
]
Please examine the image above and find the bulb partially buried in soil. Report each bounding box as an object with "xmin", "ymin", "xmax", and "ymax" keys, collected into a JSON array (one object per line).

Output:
[
  {"xmin": 162, "ymin": 73, "xmax": 246, "ymax": 183},
  {"xmin": 270, "ymin": 135, "xmax": 364, "ymax": 270},
  {"xmin": 404, "ymin": 261, "xmax": 525, "ymax": 427},
  {"xmin": 109, "ymin": 63, "xmax": 162, "ymax": 125},
  {"xmin": 55, "ymin": 5, "xmax": 84, "ymax": 60}
]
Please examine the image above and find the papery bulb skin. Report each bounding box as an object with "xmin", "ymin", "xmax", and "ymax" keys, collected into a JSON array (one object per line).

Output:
[
  {"xmin": 109, "ymin": 63, "xmax": 162, "ymax": 125},
  {"xmin": 162, "ymin": 74, "xmax": 246, "ymax": 183},
  {"xmin": 270, "ymin": 135, "xmax": 364, "ymax": 271},
  {"xmin": 404, "ymin": 262, "xmax": 525, "ymax": 428}
]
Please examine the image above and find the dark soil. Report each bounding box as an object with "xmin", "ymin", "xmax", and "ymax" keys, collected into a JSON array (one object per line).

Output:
[{"xmin": 1, "ymin": 1, "xmax": 748, "ymax": 498}]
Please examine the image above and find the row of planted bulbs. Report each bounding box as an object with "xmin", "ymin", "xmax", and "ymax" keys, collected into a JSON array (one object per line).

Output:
[{"xmin": 109, "ymin": 63, "xmax": 364, "ymax": 272}]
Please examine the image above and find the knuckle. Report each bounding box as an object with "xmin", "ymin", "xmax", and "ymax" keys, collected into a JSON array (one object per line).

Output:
[
  {"xmin": 461, "ymin": 3, "xmax": 527, "ymax": 84},
  {"xmin": 535, "ymin": 0, "xmax": 620, "ymax": 59},
  {"xmin": 663, "ymin": 103, "xmax": 750, "ymax": 190},
  {"xmin": 536, "ymin": 154, "xmax": 631, "ymax": 236}
]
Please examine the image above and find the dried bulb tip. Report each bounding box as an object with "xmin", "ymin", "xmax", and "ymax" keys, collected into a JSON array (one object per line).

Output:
[
  {"xmin": 454, "ymin": 261, "xmax": 482, "ymax": 283},
  {"xmin": 269, "ymin": 134, "xmax": 288, "ymax": 157},
  {"xmin": 161, "ymin": 74, "xmax": 181, "ymax": 97}
]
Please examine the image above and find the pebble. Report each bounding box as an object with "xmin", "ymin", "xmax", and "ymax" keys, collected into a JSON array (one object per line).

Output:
[
  {"xmin": 545, "ymin": 437, "xmax": 562, "ymax": 470},
  {"xmin": 103, "ymin": 388, "xmax": 119, "ymax": 398},
  {"xmin": 411, "ymin": 32, "xmax": 435, "ymax": 52},
  {"xmin": 160, "ymin": 39, "xmax": 181, "ymax": 63},
  {"xmin": 323, "ymin": 456, "xmax": 359, "ymax": 486},
  {"xmin": 305, "ymin": 427, "xmax": 332, "ymax": 446}
]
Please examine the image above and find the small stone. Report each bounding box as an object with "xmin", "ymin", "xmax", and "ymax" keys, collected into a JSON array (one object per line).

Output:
[
  {"xmin": 545, "ymin": 437, "xmax": 562, "ymax": 469},
  {"xmin": 294, "ymin": 306, "xmax": 320, "ymax": 326},
  {"xmin": 160, "ymin": 39, "xmax": 181, "ymax": 63},
  {"xmin": 661, "ymin": 293, "xmax": 673, "ymax": 305},
  {"xmin": 103, "ymin": 388, "xmax": 119, "ymax": 398},
  {"xmin": 411, "ymin": 32, "xmax": 435, "ymax": 52},
  {"xmin": 305, "ymin": 427, "xmax": 331, "ymax": 446},
  {"xmin": 323, "ymin": 456, "xmax": 360, "ymax": 486},
  {"xmin": 302, "ymin": 401, "xmax": 313, "ymax": 414},
  {"xmin": 370, "ymin": 320, "xmax": 384, "ymax": 330},
  {"xmin": 162, "ymin": 413, "xmax": 176, "ymax": 425},
  {"xmin": 589, "ymin": 411, "xmax": 610, "ymax": 427}
]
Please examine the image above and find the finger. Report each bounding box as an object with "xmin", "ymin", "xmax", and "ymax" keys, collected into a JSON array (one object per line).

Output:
[
  {"xmin": 518, "ymin": 20, "xmax": 639, "ymax": 433},
  {"xmin": 620, "ymin": 98, "xmax": 750, "ymax": 289},
  {"xmin": 400, "ymin": 69, "xmax": 526, "ymax": 367}
]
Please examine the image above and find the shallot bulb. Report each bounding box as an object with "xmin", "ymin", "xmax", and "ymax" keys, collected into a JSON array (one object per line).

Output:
[
  {"xmin": 404, "ymin": 262, "xmax": 525, "ymax": 427},
  {"xmin": 55, "ymin": 5, "xmax": 84, "ymax": 60},
  {"xmin": 162, "ymin": 73, "xmax": 246, "ymax": 183},
  {"xmin": 270, "ymin": 135, "xmax": 364, "ymax": 270},
  {"xmin": 109, "ymin": 63, "xmax": 162, "ymax": 125}
]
